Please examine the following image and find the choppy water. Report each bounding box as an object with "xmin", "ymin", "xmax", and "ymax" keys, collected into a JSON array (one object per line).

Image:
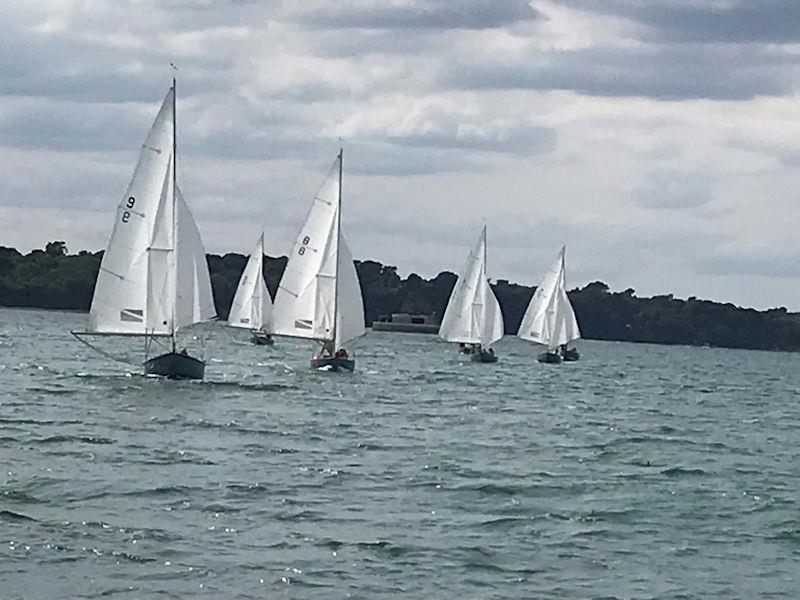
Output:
[{"xmin": 1, "ymin": 307, "xmax": 799, "ymax": 599}]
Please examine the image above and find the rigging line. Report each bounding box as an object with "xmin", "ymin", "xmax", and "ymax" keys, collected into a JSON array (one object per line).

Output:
[{"xmin": 70, "ymin": 331, "xmax": 140, "ymax": 367}]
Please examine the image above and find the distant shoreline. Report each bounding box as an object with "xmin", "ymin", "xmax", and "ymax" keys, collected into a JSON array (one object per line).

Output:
[{"xmin": 3, "ymin": 243, "xmax": 800, "ymax": 352}]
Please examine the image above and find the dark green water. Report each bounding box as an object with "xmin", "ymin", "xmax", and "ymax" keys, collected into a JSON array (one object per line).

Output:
[{"xmin": 1, "ymin": 307, "xmax": 798, "ymax": 598}]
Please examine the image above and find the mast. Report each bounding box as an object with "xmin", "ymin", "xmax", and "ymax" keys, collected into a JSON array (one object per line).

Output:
[
  {"xmin": 260, "ymin": 230, "xmax": 265, "ymax": 331},
  {"xmin": 331, "ymin": 147, "xmax": 343, "ymax": 350},
  {"xmin": 171, "ymin": 76, "xmax": 177, "ymax": 353},
  {"xmin": 483, "ymin": 225, "xmax": 488, "ymax": 348}
]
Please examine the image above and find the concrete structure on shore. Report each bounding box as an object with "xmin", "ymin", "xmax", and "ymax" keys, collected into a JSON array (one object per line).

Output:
[{"xmin": 372, "ymin": 313, "xmax": 439, "ymax": 334}]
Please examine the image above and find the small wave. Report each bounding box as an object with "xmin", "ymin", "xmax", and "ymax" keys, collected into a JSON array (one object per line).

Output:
[
  {"xmin": 479, "ymin": 516, "xmax": 539, "ymax": 529},
  {"xmin": 31, "ymin": 434, "xmax": 115, "ymax": 445},
  {"xmin": 355, "ymin": 540, "xmax": 411, "ymax": 558},
  {"xmin": 0, "ymin": 417, "xmax": 82, "ymax": 426},
  {"xmin": 25, "ymin": 386, "xmax": 78, "ymax": 396},
  {"xmin": 204, "ymin": 381, "xmax": 300, "ymax": 392},
  {"xmin": 472, "ymin": 483, "xmax": 518, "ymax": 496},
  {"xmin": 225, "ymin": 483, "xmax": 270, "ymax": 499},
  {"xmin": 110, "ymin": 550, "xmax": 156, "ymax": 564},
  {"xmin": 661, "ymin": 466, "xmax": 707, "ymax": 477},
  {"xmin": 0, "ymin": 509, "xmax": 38, "ymax": 522},
  {"xmin": 119, "ymin": 485, "xmax": 202, "ymax": 498},
  {"xmin": 202, "ymin": 503, "xmax": 243, "ymax": 513},
  {"xmin": 274, "ymin": 509, "xmax": 323, "ymax": 522},
  {"xmin": 1, "ymin": 489, "xmax": 46, "ymax": 504},
  {"xmin": 141, "ymin": 449, "xmax": 215, "ymax": 465}
]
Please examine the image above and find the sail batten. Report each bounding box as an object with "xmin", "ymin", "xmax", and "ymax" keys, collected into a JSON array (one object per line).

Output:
[
  {"xmin": 438, "ymin": 227, "xmax": 504, "ymax": 348},
  {"xmin": 518, "ymin": 246, "xmax": 580, "ymax": 350}
]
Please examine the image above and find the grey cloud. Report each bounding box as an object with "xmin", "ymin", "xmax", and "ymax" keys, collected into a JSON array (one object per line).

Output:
[
  {"xmin": 386, "ymin": 125, "xmax": 555, "ymax": 155},
  {"xmin": 343, "ymin": 140, "xmax": 485, "ymax": 176},
  {"xmin": 699, "ymin": 252, "xmax": 800, "ymax": 279},
  {"xmin": 724, "ymin": 136, "xmax": 800, "ymax": 169},
  {"xmin": 443, "ymin": 44, "xmax": 794, "ymax": 100},
  {"xmin": 287, "ymin": 0, "xmax": 539, "ymax": 30},
  {"xmin": 0, "ymin": 26, "xmax": 222, "ymax": 103},
  {"xmin": 0, "ymin": 101, "xmax": 148, "ymax": 153},
  {"xmin": 633, "ymin": 169, "xmax": 712, "ymax": 210},
  {"xmin": 554, "ymin": 0, "xmax": 800, "ymax": 44}
]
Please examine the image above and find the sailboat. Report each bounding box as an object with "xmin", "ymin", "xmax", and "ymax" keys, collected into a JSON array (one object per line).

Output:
[
  {"xmin": 267, "ymin": 149, "xmax": 365, "ymax": 372},
  {"xmin": 228, "ymin": 233, "xmax": 274, "ymax": 345},
  {"xmin": 72, "ymin": 80, "xmax": 216, "ymax": 379},
  {"xmin": 438, "ymin": 226, "xmax": 504, "ymax": 363},
  {"xmin": 517, "ymin": 245, "xmax": 580, "ymax": 364}
]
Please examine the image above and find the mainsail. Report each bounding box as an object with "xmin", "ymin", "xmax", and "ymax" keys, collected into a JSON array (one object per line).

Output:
[
  {"xmin": 438, "ymin": 226, "xmax": 504, "ymax": 348},
  {"xmin": 228, "ymin": 233, "xmax": 272, "ymax": 331},
  {"xmin": 84, "ymin": 86, "xmax": 215, "ymax": 338},
  {"xmin": 269, "ymin": 153, "xmax": 365, "ymax": 348},
  {"xmin": 517, "ymin": 245, "xmax": 580, "ymax": 350}
]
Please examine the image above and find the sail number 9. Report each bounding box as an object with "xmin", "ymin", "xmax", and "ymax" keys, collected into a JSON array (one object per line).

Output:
[
  {"xmin": 121, "ymin": 196, "xmax": 136, "ymax": 223},
  {"xmin": 298, "ymin": 235, "xmax": 311, "ymax": 255}
]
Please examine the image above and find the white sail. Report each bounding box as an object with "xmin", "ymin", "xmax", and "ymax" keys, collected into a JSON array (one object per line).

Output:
[
  {"xmin": 518, "ymin": 245, "xmax": 580, "ymax": 350},
  {"xmin": 479, "ymin": 274, "xmax": 505, "ymax": 349},
  {"xmin": 438, "ymin": 226, "xmax": 504, "ymax": 348},
  {"xmin": 87, "ymin": 89, "xmax": 174, "ymax": 335},
  {"xmin": 85, "ymin": 86, "xmax": 214, "ymax": 337},
  {"xmin": 174, "ymin": 185, "xmax": 216, "ymax": 330},
  {"xmin": 334, "ymin": 231, "xmax": 366, "ymax": 348},
  {"xmin": 228, "ymin": 233, "xmax": 272, "ymax": 331},
  {"xmin": 269, "ymin": 157, "xmax": 341, "ymax": 342}
]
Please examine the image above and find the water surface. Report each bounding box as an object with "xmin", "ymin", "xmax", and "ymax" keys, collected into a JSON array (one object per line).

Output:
[{"xmin": 1, "ymin": 307, "xmax": 798, "ymax": 598}]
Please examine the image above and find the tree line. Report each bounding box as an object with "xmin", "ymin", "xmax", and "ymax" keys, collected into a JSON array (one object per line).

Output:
[{"xmin": 2, "ymin": 241, "xmax": 799, "ymax": 352}]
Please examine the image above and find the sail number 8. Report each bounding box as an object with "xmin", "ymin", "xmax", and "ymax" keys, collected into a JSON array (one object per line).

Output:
[
  {"xmin": 121, "ymin": 196, "xmax": 136, "ymax": 223},
  {"xmin": 298, "ymin": 235, "xmax": 311, "ymax": 255}
]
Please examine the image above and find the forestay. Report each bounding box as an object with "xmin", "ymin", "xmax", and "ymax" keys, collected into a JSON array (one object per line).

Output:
[
  {"xmin": 438, "ymin": 226, "xmax": 504, "ymax": 348},
  {"xmin": 517, "ymin": 245, "xmax": 580, "ymax": 350},
  {"xmin": 87, "ymin": 89, "xmax": 174, "ymax": 335},
  {"xmin": 228, "ymin": 234, "xmax": 272, "ymax": 331}
]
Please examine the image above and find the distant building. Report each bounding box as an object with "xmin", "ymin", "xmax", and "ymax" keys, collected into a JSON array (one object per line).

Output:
[{"xmin": 371, "ymin": 312, "xmax": 440, "ymax": 334}]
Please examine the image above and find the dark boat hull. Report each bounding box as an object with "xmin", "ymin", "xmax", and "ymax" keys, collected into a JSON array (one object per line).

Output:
[
  {"xmin": 470, "ymin": 349, "xmax": 498, "ymax": 363},
  {"xmin": 250, "ymin": 331, "xmax": 274, "ymax": 346},
  {"xmin": 562, "ymin": 348, "xmax": 580, "ymax": 361},
  {"xmin": 144, "ymin": 352, "xmax": 205, "ymax": 380},
  {"xmin": 310, "ymin": 357, "xmax": 356, "ymax": 372},
  {"xmin": 537, "ymin": 352, "xmax": 562, "ymax": 364}
]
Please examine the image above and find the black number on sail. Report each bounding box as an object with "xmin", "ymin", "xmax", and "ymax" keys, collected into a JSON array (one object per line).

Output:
[
  {"xmin": 126, "ymin": 196, "xmax": 136, "ymax": 209},
  {"xmin": 121, "ymin": 211, "xmax": 131, "ymax": 223},
  {"xmin": 298, "ymin": 235, "xmax": 311, "ymax": 255}
]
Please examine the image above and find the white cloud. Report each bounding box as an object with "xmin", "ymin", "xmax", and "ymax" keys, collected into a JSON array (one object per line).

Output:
[{"xmin": 1, "ymin": 0, "xmax": 800, "ymax": 310}]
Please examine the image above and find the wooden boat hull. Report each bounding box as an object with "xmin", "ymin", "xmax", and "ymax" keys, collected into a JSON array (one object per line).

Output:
[
  {"xmin": 144, "ymin": 352, "xmax": 205, "ymax": 380},
  {"xmin": 537, "ymin": 352, "xmax": 562, "ymax": 364},
  {"xmin": 470, "ymin": 349, "xmax": 498, "ymax": 363},
  {"xmin": 562, "ymin": 348, "xmax": 580, "ymax": 361},
  {"xmin": 310, "ymin": 356, "xmax": 356, "ymax": 372}
]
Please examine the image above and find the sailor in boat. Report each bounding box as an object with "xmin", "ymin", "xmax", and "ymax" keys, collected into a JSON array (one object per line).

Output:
[
  {"xmin": 335, "ymin": 348, "xmax": 349, "ymax": 360},
  {"xmin": 179, "ymin": 347, "xmax": 188, "ymax": 357}
]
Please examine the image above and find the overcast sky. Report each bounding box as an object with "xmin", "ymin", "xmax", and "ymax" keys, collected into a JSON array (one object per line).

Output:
[{"xmin": 2, "ymin": 0, "xmax": 800, "ymax": 309}]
